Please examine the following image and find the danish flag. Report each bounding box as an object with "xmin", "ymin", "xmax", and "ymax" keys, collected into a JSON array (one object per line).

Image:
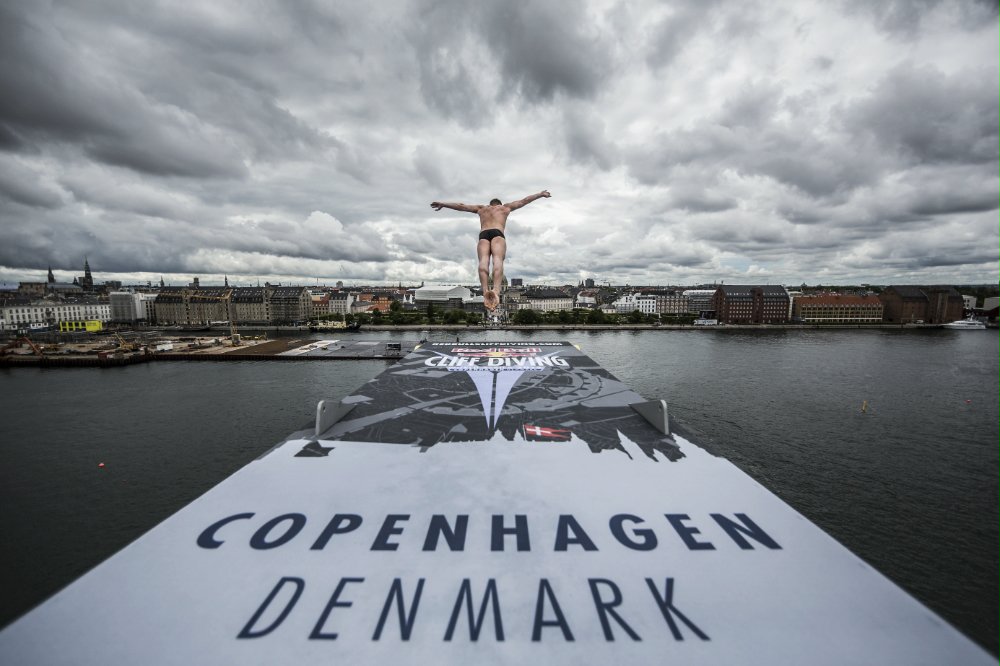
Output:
[{"xmin": 522, "ymin": 424, "xmax": 572, "ymax": 441}]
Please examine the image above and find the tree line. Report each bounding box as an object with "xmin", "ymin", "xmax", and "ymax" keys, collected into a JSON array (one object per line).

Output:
[{"xmin": 316, "ymin": 302, "xmax": 697, "ymax": 327}]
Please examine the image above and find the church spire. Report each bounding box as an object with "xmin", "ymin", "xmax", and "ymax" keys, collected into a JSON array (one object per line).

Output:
[
  {"xmin": 82, "ymin": 256, "xmax": 94, "ymax": 291},
  {"xmin": 48, "ymin": 266, "xmax": 55, "ymax": 283}
]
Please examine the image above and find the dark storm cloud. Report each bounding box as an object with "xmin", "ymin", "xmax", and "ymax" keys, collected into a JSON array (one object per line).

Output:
[
  {"xmin": 0, "ymin": 159, "xmax": 66, "ymax": 209},
  {"xmin": 908, "ymin": 190, "xmax": 998, "ymax": 217},
  {"xmin": 841, "ymin": 63, "xmax": 998, "ymax": 166},
  {"xmin": 0, "ymin": 5, "xmax": 249, "ymax": 179},
  {"xmin": 410, "ymin": 0, "xmax": 614, "ymax": 127},
  {"xmin": 626, "ymin": 119, "xmax": 875, "ymax": 198},
  {"xmin": 0, "ymin": 3, "xmax": 341, "ymax": 179},
  {"xmin": 479, "ymin": 0, "xmax": 612, "ymax": 102}
]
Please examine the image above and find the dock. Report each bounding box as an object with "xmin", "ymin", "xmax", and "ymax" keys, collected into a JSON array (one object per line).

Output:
[{"xmin": 0, "ymin": 339, "xmax": 419, "ymax": 366}]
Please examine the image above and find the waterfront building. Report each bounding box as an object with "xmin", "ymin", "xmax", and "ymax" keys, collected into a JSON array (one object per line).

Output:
[
  {"xmin": 311, "ymin": 294, "xmax": 331, "ymax": 317},
  {"xmin": 752, "ymin": 285, "xmax": 791, "ymax": 324},
  {"xmin": 524, "ymin": 288, "xmax": 574, "ymax": 312},
  {"xmin": 713, "ymin": 285, "xmax": 790, "ymax": 324},
  {"xmin": 188, "ymin": 287, "xmax": 232, "ymax": 324},
  {"xmin": 269, "ymin": 286, "xmax": 311, "ymax": 324},
  {"xmin": 328, "ymin": 291, "xmax": 355, "ymax": 316},
  {"xmin": 792, "ymin": 294, "xmax": 884, "ymax": 324},
  {"xmin": 139, "ymin": 294, "xmax": 157, "ymax": 322},
  {"xmin": 712, "ymin": 285, "xmax": 754, "ymax": 323},
  {"xmin": 152, "ymin": 287, "xmax": 186, "ymax": 324},
  {"xmin": 152, "ymin": 286, "xmax": 233, "ymax": 325},
  {"xmin": 879, "ymin": 286, "xmax": 963, "ymax": 324},
  {"xmin": 682, "ymin": 289, "xmax": 717, "ymax": 316},
  {"xmin": 413, "ymin": 285, "xmax": 472, "ymax": 312},
  {"xmin": 231, "ymin": 287, "xmax": 269, "ymax": 325},
  {"xmin": 643, "ymin": 289, "xmax": 688, "ymax": 314},
  {"xmin": 611, "ymin": 292, "xmax": 657, "ymax": 314},
  {"xmin": 110, "ymin": 292, "xmax": 148, "ymax": 323},
  {"xmin": 0, "ymin": 298, "xmax": 111, "ymax": 331}
]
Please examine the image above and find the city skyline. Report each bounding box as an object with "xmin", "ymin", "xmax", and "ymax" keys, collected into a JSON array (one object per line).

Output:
[
  {"xmin": 0, "ymin": 2, "xmax": 997, "ymax": 288},
  {"xmin": 4, "ymin": 259, "xmax": 997, "ymax": 292}
]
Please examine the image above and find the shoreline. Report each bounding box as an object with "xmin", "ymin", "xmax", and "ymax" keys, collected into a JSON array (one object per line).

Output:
[
  {"xmin": 1, "ymin": 323, "xmax": 990, "ymax": 368},
  {"xmin": 358, "ymin": 322, "xmax": 954, "ymax": 332}
]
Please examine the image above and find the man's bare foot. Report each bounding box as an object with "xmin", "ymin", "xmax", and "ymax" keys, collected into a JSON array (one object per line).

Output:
[{"xmin": 484, "ymin": 290, "xmax": 498, "ymax": 310}]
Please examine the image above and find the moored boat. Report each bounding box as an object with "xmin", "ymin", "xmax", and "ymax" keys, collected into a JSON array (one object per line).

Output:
[{"xmin": 943, "ymin": 317, "xmax": 986, "ymax": 330}]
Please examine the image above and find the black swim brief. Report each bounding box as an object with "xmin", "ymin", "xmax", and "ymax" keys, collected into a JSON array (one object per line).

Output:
[{"xmin": 478, "ymin": 229, "xmax": 505, "ymax": 242}]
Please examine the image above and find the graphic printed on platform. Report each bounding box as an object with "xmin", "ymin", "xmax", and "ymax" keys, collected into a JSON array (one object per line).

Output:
[{"xmin": 299, "ymin": 342, "xmax": 682, "ymax": 461}]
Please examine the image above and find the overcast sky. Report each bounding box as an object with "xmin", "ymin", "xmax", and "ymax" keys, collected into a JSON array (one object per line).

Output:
[{"xmin": 0, "ymin": 0, "xmax": 997, "ymax": 288}]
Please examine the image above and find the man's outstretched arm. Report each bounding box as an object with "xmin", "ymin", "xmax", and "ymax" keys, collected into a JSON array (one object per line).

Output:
[
  {"xmin": 430, "ymin": 201, "xmax": 482, "ymax": 213},
  {"xmin": 506, "ymin": 190, "xmax": 551, "ymax": 211}
]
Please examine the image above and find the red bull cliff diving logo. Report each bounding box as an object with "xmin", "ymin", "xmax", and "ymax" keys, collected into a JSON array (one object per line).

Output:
[{"xmin": 425, "ymin": 348, "xmax": 570, "ymax": 428}]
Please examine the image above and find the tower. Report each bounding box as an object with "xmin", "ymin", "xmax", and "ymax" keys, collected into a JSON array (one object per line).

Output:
[
  {"xmin": 82, "ymin": 257, "xmax": 94, "ymax": 291},
  {"xmin": 47, "ymin": 266, "xmax": 55, "ymax": 283}
]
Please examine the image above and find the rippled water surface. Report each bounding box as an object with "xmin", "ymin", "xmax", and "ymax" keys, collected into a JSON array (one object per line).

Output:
[{"xmin": 1, "ymin": 328, "xmax": 996, "ymax": 653}]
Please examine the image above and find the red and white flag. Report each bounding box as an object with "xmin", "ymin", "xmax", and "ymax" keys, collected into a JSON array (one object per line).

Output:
[{"xmin": 522, "ymin": 424, "xmax": 572, "ymax": 441}]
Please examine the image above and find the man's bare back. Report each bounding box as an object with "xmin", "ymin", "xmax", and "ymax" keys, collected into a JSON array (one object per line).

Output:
[
  {"xmin": 476, "ymin": 203, "xmax": 512, "ymax": 232},
  {"xmin": 430, "ymin": 190, "xmax": 551, "ymax": 311}
]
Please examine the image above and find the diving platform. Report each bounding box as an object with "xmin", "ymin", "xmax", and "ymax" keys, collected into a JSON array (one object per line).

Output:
[{"xmin": 0, "ymin": 342, "xmax": 992, "ymax": 664}]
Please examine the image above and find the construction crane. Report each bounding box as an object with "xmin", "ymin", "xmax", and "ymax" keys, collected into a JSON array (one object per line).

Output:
[
  {"xmin": 1, "ymin": 337, "xmax": 43, "ymax": 357},
  {"xmin": 113, "ymin": 332, "xmax": 137, "ymax": 352},
  {"xmin": 227, "ymin": 298, "xmax": 241, "ymax": 346}
]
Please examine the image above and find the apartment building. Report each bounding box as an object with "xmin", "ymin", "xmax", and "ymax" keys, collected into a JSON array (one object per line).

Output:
[
  {"xmin": 525, "ymin": 288, "xmax": 574, "ymax": 312},
  {"xmin": 792, "ymin": 294, "xmax": 884, "ymax": 323},
  {"xmin": 413, "ymin": 285, "xmax": 473, "ymax": 312},
  {"xmin": 0, "ymin": 298, "xmax": 111, "ymax": 331}
]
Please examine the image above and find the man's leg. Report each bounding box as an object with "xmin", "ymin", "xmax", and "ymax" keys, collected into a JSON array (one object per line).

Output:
[
  {"xmin": 490, "ymin": 237, "xmax": 506, "ymax": 309},
  {"xmin": 477, "ymin": 239, "xmax": 495, "ymax": 310}
]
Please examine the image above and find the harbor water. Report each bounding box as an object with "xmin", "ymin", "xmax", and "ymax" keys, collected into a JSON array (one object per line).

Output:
[{"xmin": 0, "ymin": 328, "xmax": 997, "ymax": 653}]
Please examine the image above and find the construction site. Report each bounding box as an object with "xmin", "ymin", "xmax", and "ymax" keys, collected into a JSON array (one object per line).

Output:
[{"xmin": 0, "ymin": 331, "xmax": 413, "ymax": 366}]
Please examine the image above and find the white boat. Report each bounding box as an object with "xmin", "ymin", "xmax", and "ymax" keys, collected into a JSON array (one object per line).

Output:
[{"xmin": 943, "ymin": 317, "xmax": 986, "ymax": 330}]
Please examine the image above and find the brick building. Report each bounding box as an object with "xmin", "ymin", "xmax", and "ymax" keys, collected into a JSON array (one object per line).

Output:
[
  {"xmin": 712, "ymin": 285, "xmax": 754, "ymax": 323},
  {"xmin": 879, "ymin": 286, "xmax": 963, "ymax": 324},
  {"xmin": 713, "ymin": 285, "xmax": 790, "ymax": 324},
  {"xmin": 752, "ymin": 286, "xmax": 790, "ymax": 324},
  {"xmin": 792, "ymin": 294, "xmax": 884, "ymax": 323}
]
